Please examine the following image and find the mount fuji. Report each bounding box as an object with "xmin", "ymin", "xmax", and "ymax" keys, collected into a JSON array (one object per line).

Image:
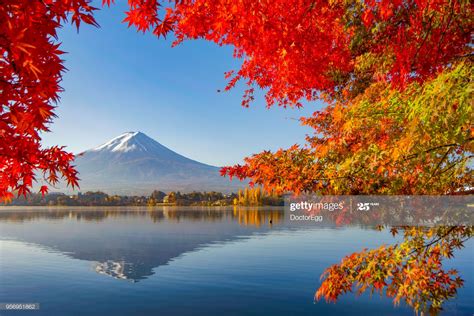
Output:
[{"xmin": 71, "ymin": 132, "xmax": 243, "ymax": 194}]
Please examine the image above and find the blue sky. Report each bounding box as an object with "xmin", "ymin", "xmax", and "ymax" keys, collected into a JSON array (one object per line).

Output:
[{"xmin": 42, "ymin": 2, "xmax": 324, "ymax": 166}]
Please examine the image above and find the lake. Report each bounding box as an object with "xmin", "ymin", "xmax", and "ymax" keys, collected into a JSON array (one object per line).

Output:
[{"xmin": 0, "ymin": 207, "xmax": 472, "ymax": 315}]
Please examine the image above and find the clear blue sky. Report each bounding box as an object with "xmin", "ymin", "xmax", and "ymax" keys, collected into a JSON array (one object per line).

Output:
[{"xmin": 42, "ymin": 2, "xmax": 324, "ymax": 166}]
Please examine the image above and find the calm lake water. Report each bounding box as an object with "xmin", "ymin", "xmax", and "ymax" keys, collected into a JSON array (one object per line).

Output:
[{"xmin": 0, "ymin": 207, "xmax": 472, "ymax": 315}]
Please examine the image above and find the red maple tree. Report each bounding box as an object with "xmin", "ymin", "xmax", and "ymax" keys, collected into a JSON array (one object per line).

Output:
[
  {"xmin": 0, "ymin": 0, "xmax": 103, "ymax": 200},
  {"xmin": 2, "ymin": 0, "xmax": 471, "ymax": 200},
  {"xmin": 1, "ymin": 0, "xmax": 472, "ymax": 313}
]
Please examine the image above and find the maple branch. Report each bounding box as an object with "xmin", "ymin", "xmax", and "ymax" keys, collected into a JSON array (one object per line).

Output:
[
  {"xmin": 404, "ymin": 137, "xmax": 474, "ymax": 160},
  {"xmin": 309, "ymin": 166, "xmax": 365, "ymax": 183},
  {"xmin": 425, "ymin": 147, "xmax": 453, "ymax": 183},
  {"xmin": 452, "ymin": 53, "xmax": 474, "ymax": 60},
  {"xmin": 411, "ymin": 12, "xmax": 435, "ymax": 71},
  {"xmin": 410, "ymin": 227, "xmax": 458, "ymax": 256},
  {"xmin": 436, "ymin": 155, "xmax": 474, "ymax": 176},
  {"xmin": 435, "ymin": 0, "xmax": 455, "ymax": 59}
]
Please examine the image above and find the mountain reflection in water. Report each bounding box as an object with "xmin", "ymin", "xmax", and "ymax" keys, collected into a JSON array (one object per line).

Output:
[
  {"xmin": 0, "ymin": 207, "xmax": 472, "ymax": 316},
  {"xmin": 0, "ymin": 207, "xmax": 285, "ymax": 282}
]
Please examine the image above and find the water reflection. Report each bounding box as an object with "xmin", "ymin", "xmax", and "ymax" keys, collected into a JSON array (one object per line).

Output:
[
  {"xmin": 94, "ymin": 260, "xmax": 139, "ymax": 282},
  {"xmin": 232, "ymin": 208, "xmax": 285, "ymax": 227},
  {"xmin": 0, "ymin": 207, "xmax": 284, "ymax": 226},
  {"xmin": 0, "ymin": 207, "xmax": 284, "ymax": 282},
  {"xmin": 0, "ymin": 208, "xmax": 472, "ymax": 316}
]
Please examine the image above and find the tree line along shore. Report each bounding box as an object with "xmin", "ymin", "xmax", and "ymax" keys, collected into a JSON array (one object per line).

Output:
[{"xmin": 8, "ymin": 187, "xmax": 284, "ymax": 207}]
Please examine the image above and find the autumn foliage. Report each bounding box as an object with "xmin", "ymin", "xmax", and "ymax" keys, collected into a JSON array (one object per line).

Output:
[
  {"xmin": 315, "ymin": 226, "xmax": 471, "ymax": 313},
  {"xmin": 1, "ymin": 0, "xmax": 473, "ymax": 314},
  {"xmin": 0, "ymin": 0, "xmax": 98, "ymax": 201},
  {"xmin": 223, "ymin": 62, "xmax": 473, "ymax": 195}
]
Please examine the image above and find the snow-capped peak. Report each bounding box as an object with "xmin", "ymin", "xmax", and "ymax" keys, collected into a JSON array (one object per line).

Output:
[{"xmin": 91, "ymin": 131, "xmax": 155, "ymax": 153}]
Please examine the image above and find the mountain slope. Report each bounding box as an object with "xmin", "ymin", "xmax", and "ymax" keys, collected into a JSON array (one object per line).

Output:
[{"xmin": 72, "ymin": 132, "xmax": 243, "ymax": 194}]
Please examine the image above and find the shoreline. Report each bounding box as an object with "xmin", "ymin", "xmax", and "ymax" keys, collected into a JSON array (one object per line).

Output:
[{"xmin": 0, "ymin": 205, "xmax": 285, "ymax": 211}]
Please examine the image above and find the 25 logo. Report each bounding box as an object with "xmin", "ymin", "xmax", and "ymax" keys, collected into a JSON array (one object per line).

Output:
[{"xmin": 357, "ymin": 203, "xmax": 371, "ymax": 211}]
